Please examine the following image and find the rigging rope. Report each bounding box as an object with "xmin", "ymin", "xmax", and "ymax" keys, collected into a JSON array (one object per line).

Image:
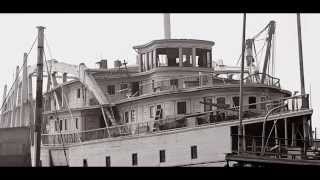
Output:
[
  {"xmin": 0, "ymin": 35, "xmax": 38, "ymax": 114},
  {"xmin": 43, "ymin": 47, "xmax": 70, "ymax": 166}
]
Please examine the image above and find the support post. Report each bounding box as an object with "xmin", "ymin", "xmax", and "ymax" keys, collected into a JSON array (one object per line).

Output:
[
  {"xmin": 303, "ymin": 116, "xmax": 308, "ymax": 159},
  {"xmin": 179, "ymin": 48, "xmax": 183, "ymax": 67},
  {"xmin": 192, "ymin": 48, "xmax": 196, "ymax": 67},
  {"xmin": 238, "ymin": 13, "xmax": 246, "ymax": 154},
  {"xmin": 34, "ymin": 26, "xmax": 45, "ymax": 167},
  {"xmin": 291, "ymin": 122, "xmax": 296, "ymax": 147},
  {"xmin": 284, "ymin": 118, "xmax": 288, "ymax": 147},
  {"xmin": 274, "ymin": 120, "xmax": 278, "ymax": 143}
]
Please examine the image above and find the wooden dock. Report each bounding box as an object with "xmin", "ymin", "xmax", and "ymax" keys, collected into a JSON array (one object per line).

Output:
[{"xmin": 225, "ymin": 153, "xmax": 320, "ymax": 167}]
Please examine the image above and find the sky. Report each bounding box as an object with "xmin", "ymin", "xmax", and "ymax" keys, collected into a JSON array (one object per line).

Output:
[{"xmin": 0, "ymin": 13, "xmax": 319, "ymax": 133}]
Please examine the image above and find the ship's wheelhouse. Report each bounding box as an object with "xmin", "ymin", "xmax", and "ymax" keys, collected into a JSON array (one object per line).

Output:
[{"xmin": 133, "ymin": 39, "xmax": 214, "ymax": 72}]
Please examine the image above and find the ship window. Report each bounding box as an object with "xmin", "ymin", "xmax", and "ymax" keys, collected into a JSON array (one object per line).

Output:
[
  {"xmin": 59, "ymin": 120, "xmax": 63, "ymax": 131},
  {"xmin": 152, "ymin": 80, "xmax": 156, "ymax": 92},
  {"xmin": 132, "ymin": 153, "xmax": 138, "ymax": 166},
  {"xmin": 177, "ymin": 101, "xmax": 187, "ymax": 115},
  {"xmin": 156, "ymin": 48, "xmax": 179, "ymax": 67},
  {"xmin": 232, "ymin": 96, "xmax": 240, "ymax": 107},
  {"xmin": 124, "ymin": 111, "xmax": 129, "ymax": 123},
  {"xmin": 120, "ymin": 83, "xmax": 128, "ymax": 90},
  {"xmin": 131, "ymin": 82, "xmax": 140, "ymax": 96},
  {"xmin": 83, "ymin": 159, "xmax": 88, "ymax": 167},
  {"xmin": 216, "ymin": 97, "xmax": 226, "ymax": 109},
  {"xmin": 107, "ymin": 85, "xmax": 115, "ymax": 95},
  {"xmin": 191, "ymin": 145, "xmax": 198, "ymax": 159},
  {"xmin": 150, "ymin": 106, "xmax": 155, "ymax": 118},
  {"xmin": 170, "ymin": 79, "xmax": 178, "ymax": 88},
  {"xmin": 159, "ymin": 150, "xmax": 166, "ymax": 163},
  {"xmin": 249, "ymin": 96, "xmax": 257, "ymax": 109},
  {"xmin": 77, "ymin": 88, "xmax": 81, "ymax": 98},
  {"xmin": 203, "ymin": 97, "xmax": 212, "ymax": 112},
  {"xmin": 131, "ymin": 110, "xmax": 135, "ymax": 122},
  {"xmin": 158, "ymin": 54, "xmax": 168, "ymax": 67},
  {"xmin": 182, "ymin": 48, "xmax": 192, "ymax": 67},
  {"xmin": 196, "ymin": 48, "xmax": 209, "ymax": 68},
  {"xmin": 75, "ymin": 118, "xmax": 78, "ymax": 129},
  {"xmin": 64, "ymin": 119, "xmax": 67, "ymax": 130},
  {"xmin": 260, "ymin": 96, "xmax": 266, "ymax": 110},
  {"xmin": 106, "ymin": 156, "xmax": 111, "ymax": 167}
]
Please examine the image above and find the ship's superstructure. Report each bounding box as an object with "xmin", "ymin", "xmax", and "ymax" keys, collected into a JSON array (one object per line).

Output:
[{"xmin": 0, "ymin": 14, "xmax": 315, "ymax": 167}]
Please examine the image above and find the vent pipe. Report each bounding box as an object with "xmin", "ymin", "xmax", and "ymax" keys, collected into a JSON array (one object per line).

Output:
[{"xmin": 164, "ymin": 13, "xmax": 171, "ymax": 39}]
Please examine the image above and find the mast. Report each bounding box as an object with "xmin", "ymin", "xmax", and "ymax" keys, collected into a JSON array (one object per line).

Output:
[
  {"xmin": 34, "ymin": 26, "xmax": 45, "ymax": 167},
  {"xmin": 296, "ymin": 13, "xmax": 307, "ymax": 108},
  {"xmin": 238, "ymin": 13, "xmax": 246, "ymax": 154}
]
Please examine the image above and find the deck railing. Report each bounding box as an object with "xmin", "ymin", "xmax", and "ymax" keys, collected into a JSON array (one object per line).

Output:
[
  {"xmin": 137, "ymin": 73, "xmax": 281, "ymax": 97},
  {"xmin": 41, "ymin": 94, "xmax": 310, "ymax": 146},
  {"xmin": 230, "ymin": 134, "xmax": 320, "ymax": 160}
]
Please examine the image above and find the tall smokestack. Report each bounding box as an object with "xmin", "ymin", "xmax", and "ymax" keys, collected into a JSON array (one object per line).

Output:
[{"xmin": 164, "ymin": 13, "xmax": 171, "ymax": 39}]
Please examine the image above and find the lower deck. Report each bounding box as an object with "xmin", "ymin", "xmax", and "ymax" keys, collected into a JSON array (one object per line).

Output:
[{"xmin": 40, "ymin": 106, "xmax": 313, "ymax": 167}]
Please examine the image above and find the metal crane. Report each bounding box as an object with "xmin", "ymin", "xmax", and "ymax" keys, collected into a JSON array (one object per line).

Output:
[{"xmin": 245, "ymin": 20, "xmax": 276, "ymax": 84}]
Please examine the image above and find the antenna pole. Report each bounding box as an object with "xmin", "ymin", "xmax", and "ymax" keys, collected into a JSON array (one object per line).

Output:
[
  {"xmin": 238, "ymin": 13, "xmax": 246, "ymax": 154},
  {"xmin": 34, "ymin": 26, "xmax": 45, "ymax": 167}
]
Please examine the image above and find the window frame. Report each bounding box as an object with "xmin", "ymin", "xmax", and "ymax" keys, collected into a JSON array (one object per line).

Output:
[
  {"xmin": 191, "ymin": 145, "xmax": 198, "ymax": 159},
  {"xmin": 177, "ymin": 101, "xmax": 187, "ymax": 115},
  {"xmin": 130, "ymin": 109, "xmax": 136, "ymax": 122},
  {"xmin": 107, "ymin": 85, "xmax": 116, "ymax": 95},
  {"xmin": 159, "ymin": 150, "xmax": 166, "ymax": 163},
  {"xmin": 249, "ymin": 96, "xmax": 257, "ymax": 109},
  {"xmin": 203, "ymin": 96, "xmax": 212, "ymax": 112},
  {"xmin": 132, "ymin": 153, "xmax": 138, "ymax": 166},
  {"xmin": 64, "ymin": 119, "xmax": 67, "ymax": 130},
  {"xmin": 150, "ymin": 106, "xmax": 155, "ymax": 118},
  {"xmin": 232, "ymin": 96, "xmax": 240, "ymax": 107},
  {"xmin": 105, "ymin": 156, "xmax": 111, "ymax": 167},
  {"xmin": 83, "ymin": 159, "xmax": 88, "ymax": 167},
  {"xmin": 77, "ymin": 88, "xmax": 81, "ymax": 99}
]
